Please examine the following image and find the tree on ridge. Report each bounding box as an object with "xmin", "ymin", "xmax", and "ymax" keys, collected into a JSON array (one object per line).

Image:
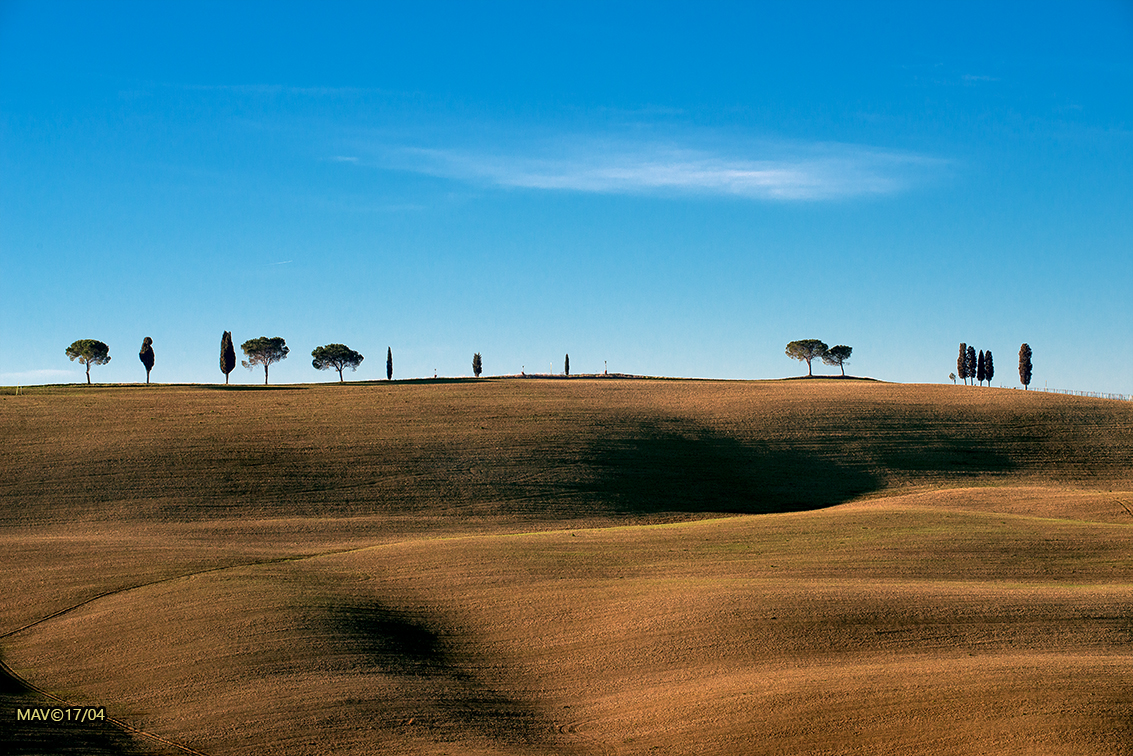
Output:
[
  {"xmin": 822, "ymin": 345, "xmax": 852, "ymax": 376},
  {"xmin": 66, "ymin": 339, "xmax": 111, "ymax": 385},
  {"xmin": 977, "ymin": 350, "xmax": 986, "ymax": 386},
  {"xmin": 220, "ymin": 331, "xmax": 236, "ymax": 384},
  {"xmin": 984, "ymin": 350, "xmax": 994, "ymax": 386},
  {"xmin": 1019, "ymin": 343, "xmax": 1033, "ymax": 390},
  {"xmin": 472, "ymin": 352, "xmax": 482, "ymax": 378},
  {"xmin": 386, "ymin": 347, "xmax": 393, "ymax": 381},
  {"xmin": 139, "ymin": 337, "xmax": 154, "ymax": 384},
  {"xmin": 785, "ymin": 339, "xmax": 829, "ymax": 377},
  {"xmin": 311, "ymin": 343, "xmax": 364, "ymax": 382},
  {"xmin": 565, "ymin": 353, "xmax": 570, "ymax": 376},
  {"xmin": 966, "ymin": 346, "xmax": 977, "ymax": 386},
  {"xmin": 241, "ymin": 337, "xmax": 289, "ymax": 385},
  {"xmin": 958, "ymin": 343, "xmax": 969, "ymax": 385}
]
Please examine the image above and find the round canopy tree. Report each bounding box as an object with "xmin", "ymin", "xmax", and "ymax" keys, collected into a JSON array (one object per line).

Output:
[
  {"xmin": 311, "ymin": 343, "xmax": 364, "ymax": 382},
  {"xmin": 241, "ymin": 336, "xmax": 289, "ymax": 385},
  {"xmin": 66, "ymin": 339, "xmax": 111, "ymax": 384},
  {"xmin": 822, "ymin": 345, "xmax": 853, "ymax": 376},
  {"xmin": 785, "ymin": 339, "xmax": 829, "ymax": 377},
  {"xmin": 138, "ymin": 337, "xmax": 155, "ymax": 383}
]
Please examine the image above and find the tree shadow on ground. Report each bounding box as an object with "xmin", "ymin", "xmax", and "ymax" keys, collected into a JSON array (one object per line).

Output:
[
  {"xmin": 868, "ymin": 436, "xmax": 1017, "ymax": 478},
  {"xmin": 576, "ymin": 420, "xmax": 881, "ymax": 516},
  {"xmin": 325, "ymin": 600, "xmax": 561, "ymax": 752}
]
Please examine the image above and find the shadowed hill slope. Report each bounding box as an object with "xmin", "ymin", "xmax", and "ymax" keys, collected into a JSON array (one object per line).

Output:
[
  {"xmin": 1, "ymin": 380, "xmax": 1130, "ymax": 525},
  {"xmin": 2, "ymin": 379, "xmax": 1132, "ymax": 755}
]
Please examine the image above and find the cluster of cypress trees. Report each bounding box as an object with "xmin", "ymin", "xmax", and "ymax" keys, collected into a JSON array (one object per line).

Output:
[{"xmin": 956, "ymin": 343, "xmax": 995, "ymax": 386}]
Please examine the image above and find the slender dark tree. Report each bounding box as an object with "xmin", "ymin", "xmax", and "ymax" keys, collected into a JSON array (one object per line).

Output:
[
  {"xmin": 966, "ymin": 346, "xmax": 977, "ymax": 385},
  {"xmin": 984, "ymin": 350, "xmax": 994, "ymax": 385},
  {"xmin": 139, "ymin": 337, "xmax": 155, "ymax": 384},
  {"xmin": 822, "ymin": 345, "xmax": 852, "ymax": 376},
  {"xmin": 1019, "ymin": 343, "xmax": 1033, "ymax": 389},
  {"xmin": 976, "ymin": 350, "xmax": 986, "ymax": 386},
  {"xmin": 311, "ymin": 343, "xmax": 364, "ymax": 382},
  {"xmin": 564, "ymin": 353, "xmax": 570, "ymax": 376},
  {"xmin": 241, "ymin": 337, "xmax": 289, "ymax": 385},
  {"xmin": 958, "ymin": 343, "xmax": 969, "ymax": 385},
  {"xmin": 785, "ymin": 339, "xmax": 829, "ymax": 377},
  {"xmin": 66, "ymin": 339, "xmax": 110, "ymax": 384},
  {"xmin": 472, "ymin": 352, "xmax": 483, "ymax": 378},
  {"xmin": 220, "ymin": 331, "xmax": 236, "ymax": 384},
  {"xmin": 386, "ymin": 347, "xmax": 393, "ymax": 380}
]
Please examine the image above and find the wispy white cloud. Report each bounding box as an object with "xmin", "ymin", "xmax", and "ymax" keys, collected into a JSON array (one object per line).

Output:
[
  {"xmin": 1, "ymin": 369, "xmax": 77, "ymax": 385},
  {"xmin": 376, "ymin": 135, "xmax": 941, "ymax": 201}
]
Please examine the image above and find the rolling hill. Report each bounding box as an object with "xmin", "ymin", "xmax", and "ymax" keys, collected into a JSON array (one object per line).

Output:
[{"xmin": 2, "ymin": 379, "xmax": 1131, "ymax": 755}]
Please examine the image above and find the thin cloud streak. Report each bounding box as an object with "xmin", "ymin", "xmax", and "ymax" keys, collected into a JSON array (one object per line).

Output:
[
  {"xmin": 385, "ymin": 138, "xmax": 941, "ymax": 200},
  {"xmin": 1, "ymin": 369, "xmax": 77, "ymax": 384}
]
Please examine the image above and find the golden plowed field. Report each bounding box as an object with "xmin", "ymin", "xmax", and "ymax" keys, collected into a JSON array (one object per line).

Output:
[{"xmin": 2, "ymin": 379, "xmax": 1131, "ymax": 754}]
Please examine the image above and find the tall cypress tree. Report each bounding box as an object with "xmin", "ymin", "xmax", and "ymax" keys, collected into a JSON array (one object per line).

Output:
[
  {"xmin": 220, "ymin": 331, "xmax": 236, "ymax": 384},
  {"xmin": 976, "ymin": 350, "xmax": 986, "ymax": 386},
  {"xmin": 1018, "ymin": 343, "xmax": 1033, "ymax": 389},
  {"xmin": 966, "ymin": 346, "xmax": 977, "ymax": 385},
  {"xmin": 564, "ymin": 353, "xmax": 570, "ymax": 376},
  {"xmin": 958, "ymin": 343, "xmax": 968, "ymax": 384},
  {"xmin": 139, "ymin": 337, "xmax": 155, "ymax": 384},
  {"xmin": 985, "ymin": 350, "xmax": 994, "ymax": 385},
  {"xmin": 386, "ymin": 347, "xmax": 393, "ymax": 380}
]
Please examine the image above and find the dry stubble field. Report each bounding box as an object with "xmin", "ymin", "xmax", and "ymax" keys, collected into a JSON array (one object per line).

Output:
[{"xmin": 1, "ymin": 378, "xmax": 1131, "ymax": 755}]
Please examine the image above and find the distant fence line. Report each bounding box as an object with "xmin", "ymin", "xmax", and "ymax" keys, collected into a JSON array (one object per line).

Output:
[{"xmin": 1035, "ymin": 387, "xmax": 1131, "ymax": 402}]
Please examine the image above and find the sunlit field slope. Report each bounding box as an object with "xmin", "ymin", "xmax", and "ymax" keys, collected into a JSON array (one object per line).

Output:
[{"xmin": 2, "ymin": 379, "xmax": 1131, "ymax": 755}]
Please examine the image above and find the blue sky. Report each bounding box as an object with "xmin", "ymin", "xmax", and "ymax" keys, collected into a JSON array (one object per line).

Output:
[{"xmin": 2, "ymin": 1, "xmax": 1131, "ymax": 391}]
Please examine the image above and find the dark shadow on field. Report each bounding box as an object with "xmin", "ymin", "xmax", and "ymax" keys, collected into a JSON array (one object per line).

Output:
[
  {"xmin": 578, "ymin": 420, "xmax": 881, "ymax": 515},
  {"xmin": 873, "ymin": 438, "xmax": 1016, "ymax": 476},
  {"xmin": 325, "ymin": 601, "xmax": 561, "ymax": 751},
  {"xmin": 0, "ymin": 652, "xmax": 164, "ymax": 756}
]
